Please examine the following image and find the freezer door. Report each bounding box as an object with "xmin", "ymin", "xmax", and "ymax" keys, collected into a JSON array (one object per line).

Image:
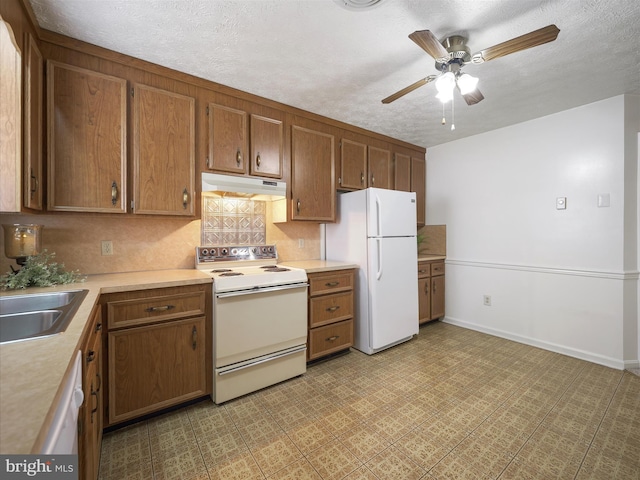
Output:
[
  {"xmin": 367, "ymin": 236, "xmax": 419, "ymax": 351},
  {"xmin": 366, "ymin": 188, "xmax": 417, "ymax": 238}
]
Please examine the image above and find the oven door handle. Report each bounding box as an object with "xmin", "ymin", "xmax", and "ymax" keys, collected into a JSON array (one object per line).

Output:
[
  {"xmin": 217, "ymin": 345, "xmax": 307, "ymax": 376},
  {"xmin": 215, "ymin": 282, "xmax": 308, "ymax": 298}
]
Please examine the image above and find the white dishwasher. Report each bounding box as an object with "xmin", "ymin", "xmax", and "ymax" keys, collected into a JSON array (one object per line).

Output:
[{"xmin": 41, "ymin": 350, "xmax": 84, "ymax": 454}]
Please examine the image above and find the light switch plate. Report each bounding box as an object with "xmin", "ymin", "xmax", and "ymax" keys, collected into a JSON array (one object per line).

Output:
[
  {"xmin": 597, "ymin": 193, "xmax": 610, "ymax": 207},
  {"xmin": 556, "ymin": 197, "xmax": 567, "ymax": 210}
]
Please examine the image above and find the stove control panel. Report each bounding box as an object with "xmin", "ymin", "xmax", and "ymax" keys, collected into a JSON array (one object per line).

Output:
[{"xmin": 196, "ymin": 245, "xmax": 277, "ymax": 264}]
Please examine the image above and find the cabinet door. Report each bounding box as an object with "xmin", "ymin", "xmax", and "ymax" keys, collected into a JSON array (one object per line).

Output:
[
  {"xmin": 250, "ymin": 114, "xmax": 283, "ymax": 178},
  {"xmin": 291, "ymin": 125, "xmax": 335, "ymax": 221},
  {"xmin": 368, "ymin": 146, "xmax": 391, "ymax": 189},
  {"xmin": 208, "ymin": 103, "xmax": 247, "ymax": 174},
  {"xmin": 108, "ymin": 316, "xmax": 206, "ymax": 425},
  {"xmin": 47, "ymin": 62, "xmax": 127, "ymax": 212},
  {"xmin": 133, "ymin": 84, "xmax": 195, "ymax": 215},
  {"xmin": 418, "ymin": 277, "xmax": 431, "ymax": 324},
  {"xmin": 411, "ymin": 155, "xmax": 426, "ymax": 226},
  {"xmin": 23, "ymin": 32, "xmax": 43, "ymax": 210},
  {"xmin": 80, "ymin": 308, "xmax": 103, "ymax": 480},
  {"xmin": 394, "ymin": 153, "xmax": 411, "ymax": 192},
  {"xmin": 431, "ymin": 275, "xmax": 445, "ymax": 319},
  {"xmin": 340, "ymin": 138, "xmax": 366, "ymax": 190}
]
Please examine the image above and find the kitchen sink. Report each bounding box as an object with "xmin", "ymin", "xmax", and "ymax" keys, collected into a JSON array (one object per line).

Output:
[{"xmin": 0, "ymin": 289, "xmax": 88, "ymax": 344}]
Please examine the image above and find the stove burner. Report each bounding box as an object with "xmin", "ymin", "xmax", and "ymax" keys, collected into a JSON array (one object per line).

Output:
[
  {"xmin": 219, "ymin": 272, "xmax": 244, "ymax": 277},
  {"xmin": 210, "ymin": 269, "xmax": 233, "ymax": 273},
  {"xmin": 262, "ymin": 267, "xmax": 290, "ymax": 272}
]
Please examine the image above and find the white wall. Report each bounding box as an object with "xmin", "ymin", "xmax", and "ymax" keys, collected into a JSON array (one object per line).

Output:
[{"xmin": 426, "ymin": 95, "xmax": 639, "ymax": 370}]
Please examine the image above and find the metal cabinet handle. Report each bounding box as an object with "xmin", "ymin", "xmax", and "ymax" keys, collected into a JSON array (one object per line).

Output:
[
  {"xmin": 30, "ymin": 168, "xmax": 38, "ymax": 197},
  {"xmin": 95, "ymin": 322, "xmax": 102, "ymax": 333},
  {"xmin": 296, "ymin": 199, "xmax": 301, "ymax": 214},
  {"xmin": 182, "ymin": 188, "xmax": 189, "ymax": 209},
  {"xmin": 325, "ymin": 281, "xmax": 339, "ymax": 287},
  {"xmin": 433, "ymin": 282, "xmax": 437, "ymax": 294},
  {"xmin": 90, "ymin": 383, "xmax": 98, "ymax": 422},
  {"xmin": 236, "ymin": 149, "xmax": 242, "ymax": 166},
  {"xmin": 111, "ymin": 181, "xmax": 118, "ymax": 206},
  {"xmin": 256, "ymin": 153, "xmax": 261, "ymax": 168},
  {"xmin": 371, "ymin": 174, "xmax": 375, "ymax": 186},
  {"xmin": 145, "ymin": 305, "xmax": 175, "ymax": 313},
  {"xmin": 192, "ymin": 326, "xmax": 197, "ymax": 350},
  {"xmin": 326, "ymin": 335, "xmax": 340, "ymax": 342},
  {"xmin": 418, "ymin": 269, "xmax": 428, "ymax": 274},
  {"xmin": 425, "ymin": 283, "xmax": 429, "ymax": 295},
  {"xmin": 86, "ymin": 350, "xmax": 95, "ymax": 364},
  {"xmin": 360, "ymin": 172, "xmax": 364, "ymax": 185},
  {"xmin": 326, "ymin": 306, "xmax": 340, "ymax": 312},
  {"xmin": 95, "ymin": 372, "xmax": 102, "ymax": 393}
]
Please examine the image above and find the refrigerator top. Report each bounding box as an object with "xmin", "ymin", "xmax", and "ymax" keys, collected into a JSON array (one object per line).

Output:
[{"xmin": 364, "ymin": 188, "xmax": 417, "ymax": 238}]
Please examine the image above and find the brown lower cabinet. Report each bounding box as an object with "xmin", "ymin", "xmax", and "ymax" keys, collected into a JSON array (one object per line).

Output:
[
  {"xmin": 418, "ymin": 259, "xmax": 445, "ymax": 324},
  {"xmin": 79, "ymin": 305, "xmax": 103, "ymax": 480},
  {"xmin": 307, "ymin": 269, "xmax": 355, "ymax": 361},
  {"xmin": 101, "ymin": 284, "xmax": 210, "ymax": 427}
]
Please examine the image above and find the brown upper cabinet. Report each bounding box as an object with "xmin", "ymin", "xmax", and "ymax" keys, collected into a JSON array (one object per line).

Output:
[
  {"xmin": 339, "ymin": 138, "xmax": 367, "ymax": 190},
  {"xmin": 339, "ymin": 139, "xmax": 391, "ymax": 191},
  {"xmin": 47, "ymin": 61, "xmax": 127, "ymax": 213},
  {"xmin": 132, "ymin": 84, "xmax": 195, "ymax": 216},
  {"xmin": 368, "ymin": 146, "xmax": 391, "ymax": 189},
  {"xmin": 393, "ymin": 150, "xmax": 425, "ymax": 226},
  {"xmin": 23, "ymin": 32, "xmax": 43, "ymax": 211},
  {"xmin": 411, "ymin": 154, "xmax": 426, "ymax": 226},
  {"xmin": 207, "ymin": 103, "xmax": 283, "ymax": 179},
  {"xmin": 394, "ymin": 153, "xmax": 411, "ymax": 192},
  {"xmin": 291, "ymin": 125, "xmax": 335, "ymax": 222}
]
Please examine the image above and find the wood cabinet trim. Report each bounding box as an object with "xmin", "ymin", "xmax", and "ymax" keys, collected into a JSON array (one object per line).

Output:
[{"xmin": 23, "ymin": 31, "xmax": 43, "ymax": 210}]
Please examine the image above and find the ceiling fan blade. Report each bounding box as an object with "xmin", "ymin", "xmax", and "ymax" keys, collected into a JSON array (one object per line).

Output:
[
  {"xmin": 408, "ymin": 30, "xmax": 450, "ymax": 61},
  {"xmin": 459, "ymin": 87, "xmax": 484, "ymax": 105},
  {"xmin": 472, "ymin": 24, "xmax": 560, "ymax": 64},
  {"xmin": 381, "ymin": 76, "xmax": 437, "ymax": 104}
]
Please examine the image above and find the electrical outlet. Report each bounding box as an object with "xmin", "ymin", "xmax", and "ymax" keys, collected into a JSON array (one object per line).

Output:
[
  {"xmin": 298, "ymin": 238, "xmax": 304, "ymax": 248},
  {"xmin": 483, "ymin": 295, "xmax": 491, "ymax": 306},
  {"xmin": 101, "ymin": 240, "xmax": 113, "ymax": 256}
]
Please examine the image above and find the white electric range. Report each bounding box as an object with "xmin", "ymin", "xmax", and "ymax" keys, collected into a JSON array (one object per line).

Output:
[{"xmin": 195, "ymin": 245, "xmax": 308, "ymax": 404}]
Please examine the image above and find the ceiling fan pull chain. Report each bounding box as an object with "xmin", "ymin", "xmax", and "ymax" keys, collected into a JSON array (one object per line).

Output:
[
  {"xmin": 451, "ymin": 97, "xmax": 456, "ymax": 131},
  {"xmin": 441, "ymin": 102, "xmax": 446, "ymax": 126}
]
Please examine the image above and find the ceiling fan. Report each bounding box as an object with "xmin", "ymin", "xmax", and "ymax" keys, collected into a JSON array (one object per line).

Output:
[{"xmin": 382, "ymin": 25, "xmax": 560, "ymax": 106}]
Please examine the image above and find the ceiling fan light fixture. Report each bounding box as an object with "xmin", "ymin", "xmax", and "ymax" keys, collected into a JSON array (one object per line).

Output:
[
  {"xmin": 457, "ymin": 73, "xmax": 479, "ymax": 94},
  {"xmin": 435, "ymin": 71, "xmax": 455, "ymax": 94}
]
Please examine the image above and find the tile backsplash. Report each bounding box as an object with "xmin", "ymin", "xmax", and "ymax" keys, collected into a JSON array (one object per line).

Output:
[
  {"xmin": 201, "ymin": 196, "xmax": 266, "ymax": 246},
  {"xmin": 0, "ymin": 208, "xmax": 321, "ymax": 276}
]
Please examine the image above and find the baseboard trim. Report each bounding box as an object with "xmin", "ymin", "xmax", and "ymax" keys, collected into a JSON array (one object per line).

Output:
[{"xmin": 442, "ymin": 316, "xmax": 630, "ymax": 370}]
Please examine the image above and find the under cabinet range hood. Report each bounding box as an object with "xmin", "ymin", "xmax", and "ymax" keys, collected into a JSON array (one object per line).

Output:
[{"xmin": 202, "ymin": 173, "xmax": 286, "ymax": 200}]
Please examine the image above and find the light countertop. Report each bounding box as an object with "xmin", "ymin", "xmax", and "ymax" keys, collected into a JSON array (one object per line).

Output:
[
  {"xmin": 418, "ymin": 255, "xmax": 446, "ymax": 261},
  {"xmin": 0, "ymin": 269, "xmax": 211, "ymax": 454},
  {"xmin": 280, "ymin": 260, "xmax": 359, "ymax": 273}
]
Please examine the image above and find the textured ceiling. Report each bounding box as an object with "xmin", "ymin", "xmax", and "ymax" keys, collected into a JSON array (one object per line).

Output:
[{"xmin": 27, "ymin": 0, "xmax": 640, "ymax": 148}]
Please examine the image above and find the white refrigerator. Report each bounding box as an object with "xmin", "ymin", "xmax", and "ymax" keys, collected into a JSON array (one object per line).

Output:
[{"xmin": 325, "ymin": 188, "xmax": 419, "ymax": 354}]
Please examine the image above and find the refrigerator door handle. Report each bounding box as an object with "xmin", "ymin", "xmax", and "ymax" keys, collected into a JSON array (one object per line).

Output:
[
  {"xmin": 375, "ymin": 194, "xmax": 382, "ymax": 237},
  {"xmin": 376, "ymin": 238, "xmax": 383, "ymax": 280}
]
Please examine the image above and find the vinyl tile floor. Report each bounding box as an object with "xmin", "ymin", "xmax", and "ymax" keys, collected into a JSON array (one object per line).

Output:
[{"xmin": 99, "ymin": 322, "xmax": 640, "ymax": 480}]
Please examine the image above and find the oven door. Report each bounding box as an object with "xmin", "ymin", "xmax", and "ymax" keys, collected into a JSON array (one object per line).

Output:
[{"xmin": 214, "ymin": 283, "xmax": 308, "ymax": 367}]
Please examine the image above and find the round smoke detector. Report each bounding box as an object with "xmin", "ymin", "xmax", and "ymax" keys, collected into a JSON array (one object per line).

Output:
[{"xmin": 333, "ymin": 0, "xmax": 387, "ymax": 11}]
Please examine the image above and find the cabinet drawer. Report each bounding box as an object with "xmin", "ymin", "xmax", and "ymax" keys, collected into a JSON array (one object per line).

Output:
[
  {"xmin": 308, "ymin": 270, "xmax": 354, "ymax": 296},
  {"xmin": 309, "ymin": 291, "xmax": 353, "ymax": 327},
  {"xmin": 106, "ymin": 286, "xmax": 206, "ymax": 329},
  {"xmin": 308, "ymin": 319, "xmax": 353, "ymax": 360},
  {"xmin": 417, "ymin": 261, "xmax": 431, "ymax": 278},
  {"xmin": 431, "ymin": 262, "xmax": 445, "ymax": 276}
]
